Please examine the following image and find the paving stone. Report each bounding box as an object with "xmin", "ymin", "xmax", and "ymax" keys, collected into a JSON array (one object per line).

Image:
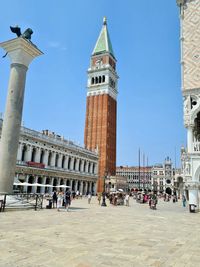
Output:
[{"xmin": 0, "ymin": 197, "xmax": 199, "ymax": 267}]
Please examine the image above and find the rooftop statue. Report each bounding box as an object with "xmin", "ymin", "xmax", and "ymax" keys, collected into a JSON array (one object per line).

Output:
[
  {"xmin": 2, "ymin": 26, "xmax": 34, "ymax": 58},
  {"xmin": 10, "ymin": 26, "xmax": 33, "ymax": 41}
]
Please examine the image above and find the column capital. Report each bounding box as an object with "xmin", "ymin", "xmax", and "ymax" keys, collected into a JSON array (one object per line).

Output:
[{"xmin": 0, "ymin": 37, "xmax": 43, "ymax": 67}]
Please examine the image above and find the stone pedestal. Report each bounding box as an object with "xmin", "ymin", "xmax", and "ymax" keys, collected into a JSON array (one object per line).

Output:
[
  {"xmin": 0, "ymin": 37, "xmax": 43, "ymax": 193},
  {"xmin": 187, "ymin": 182, "xmax": 200, "ymax": 212}
]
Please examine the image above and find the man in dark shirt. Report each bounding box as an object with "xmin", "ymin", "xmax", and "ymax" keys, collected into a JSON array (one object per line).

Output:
[{"xmin": 65, "ymin": 188, "xmax": 71, "ymax": 211}]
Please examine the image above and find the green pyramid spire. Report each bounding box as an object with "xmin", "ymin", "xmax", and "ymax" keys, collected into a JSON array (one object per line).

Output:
[{"xmin": 92, "ymin": 17, "xmax": 115, "ymax": 58}]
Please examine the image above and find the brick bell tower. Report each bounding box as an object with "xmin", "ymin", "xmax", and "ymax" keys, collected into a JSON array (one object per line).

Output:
[{"xmin": 84, "ymin": 17, "xmax": 118, "ymax": 192}]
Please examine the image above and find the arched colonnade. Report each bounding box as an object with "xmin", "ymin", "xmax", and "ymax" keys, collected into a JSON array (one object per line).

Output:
[{"xmin": 17, "ymin": 143, "xmax": 97, "ymax": 175}]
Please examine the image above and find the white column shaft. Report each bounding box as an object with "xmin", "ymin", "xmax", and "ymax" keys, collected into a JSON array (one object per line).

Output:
[
  {"xmin": 43, "ymin": 150, "xmax": 49, "ymax": 165},
  {"xmin": 187, "ymin": 127, "xmax": 193, "ymax": 153},
  {"xmin": 57, "ymin": 154, "xmax": 62, "ymax": 168},
  {"xmin": 70, "ymin": 158, "xmax": 74, "ymax": 170},
  {"xmin": 35, "ymin": 148, "xmax": 41, "ymax": 163},
  {"xmin": 0, "ymin": 63, "xmax": 27, "ymax": 193},
  {"xmin": 25, "ymin": 145, "xmax": 32, "ymax": 162},
  {"xmin": 64, "ymin": 155, "xmax": 69, "ymax": 169},
  {"xmin": 50, "ymin": 152, "xmax": 56, "ymax": 167}
]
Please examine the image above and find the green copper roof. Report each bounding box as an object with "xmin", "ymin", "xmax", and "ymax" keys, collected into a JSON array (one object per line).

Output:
[{"xmin": 92, "ymin": 17, "xmax": 115, "ymax": 58}]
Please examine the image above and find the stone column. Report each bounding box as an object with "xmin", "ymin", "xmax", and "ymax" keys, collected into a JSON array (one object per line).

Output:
[
  {"xmin": 86, "ymin": 161, "xmax": 89, "ymax": 173},
  {"xmin": 35, "ymin": 147, "xmax": 41, "ymax": 163},
  {"xmin": 187, "ymin": 126, "xmax": 193, "ymax": 153},
  {"xmin": 24, "ymin": 174, "xmax": 29, "ymax": 193},
  {"xmin": 93, "ymin": 182, "xmax": 97, "ymax": 195},
  {"xmin": 31, "ymin": 176, "xmax": 38, "ymax": 193},
  {"xmin": 90, "ymin": 163, "xmax": 93, "ymax": 174},
  {"xmin": 0, "ymin": 37, "xmax": 43, "ymax": 193},
  {"xmin": 80, "ymin": 181, "xmax": 83, "ymax": 195},
  {"xmin": 94, "ymin": 163, "xmax": 98, "ymax": 174},
  {"xmin": 25, "ymin": 145, "xmax": 32, "ymax": 162},
  {"xmin": 49, "ymin": 178, "xmax": 54, "ymax": 194},
  {"xmin": 70, "ymin": 157, "xmax": 75, "ymax": 170},
  {"xmin": 75, "ymin": 180, "xmax": 78, "ymax": 192},
  {"xmin": 88, "ymin": 182, "xmax": 92, "ymax": 193},
  {"xmin": 40, "ymin": 177, "xmax": 46, "ymax": 194},
  {"xmin": 64, "ymin": 155, "xmax": 69, "ymax": 169},
  {"xmin": 57, "ymin": 154, "xmax": 62, "ymax": 168},
  {"xmin": 50, "ymin": 152, "xmax": 56, "ymax": 167},
  {"xmin": 80, "ymin": 160, "xmax": 84, "ymax": 172},
  {"xmin": 76, "ymin": 158, "xmax": 80, "ymax": 171},
  {"xmin": 188, "ymin": 183, "xmax": 200, "ymax": 210},
  {"xmin": 43, "ymin": 150, "xmax": 49, "ymax": 166},
  {"xmin": 17, "ymin": 143, "xmax": 23, "ymax": 161},
  {"xmin": 85, "ymin": 181, "xmax": 88, "ymax": 194}
]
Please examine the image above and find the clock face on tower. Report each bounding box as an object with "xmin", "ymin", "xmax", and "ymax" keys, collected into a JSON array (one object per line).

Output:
[{"xmin": 95, "ymin": 58, "xmax": 103, "ymax": 68}]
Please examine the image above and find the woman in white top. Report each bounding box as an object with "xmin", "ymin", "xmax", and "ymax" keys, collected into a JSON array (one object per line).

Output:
[{"xmin": 57, "ymin": 191, "xmax": 64, "ymax": 211}]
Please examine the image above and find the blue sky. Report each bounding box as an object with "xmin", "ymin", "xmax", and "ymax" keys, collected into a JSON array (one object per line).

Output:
[{"xmin": 0, "ymin": 0, "xmax": 185, "ymax": 167}]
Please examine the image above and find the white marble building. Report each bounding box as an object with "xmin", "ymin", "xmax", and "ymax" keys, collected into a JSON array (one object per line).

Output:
[
  {"xmin": 151, "ymin": 158, "xmax": 175, "ymax": 194},
  {"xmin": 0, "ymin": 119, "xmax": 98, "ymax": 195},
  {"xmin": 177, "ymin": 0, "xmax": 200, "ymax": 209},
  {"xmin": 116, "ymin": 166, "xmax": 152, "ymax": 190}
]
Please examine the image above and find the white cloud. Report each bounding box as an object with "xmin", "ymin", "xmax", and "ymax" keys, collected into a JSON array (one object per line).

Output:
[{"xmin": 48, "ymin": 41, "xmax": 67, "ymax": 51}]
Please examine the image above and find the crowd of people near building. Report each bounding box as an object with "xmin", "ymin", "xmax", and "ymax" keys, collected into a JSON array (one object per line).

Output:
[
  {"xmin": 131, "ymin": 189, "xmax": 187, "ymax": 210},
  {"xmin": 45, "ymin": 188, "xmax": 94, "ymax": 211},
  {"xmin": 43, "ymin": 186, "xmax": 188, "ymax": 213}
]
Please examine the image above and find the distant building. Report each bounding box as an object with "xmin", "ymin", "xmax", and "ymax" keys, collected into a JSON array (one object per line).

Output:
[
  {"xmin": 0, "ymin": 119, "xmax": 98, "ymax": 195},
  {"xmin": 116, "ymin": 166, "xmax": 152, "ymax": 190},
  {"xmin": 151, "ymin": 157, "xmax": 175, "ymax": 194},
  {"xmin": 117, "ymin": 157, "xmax": 185, "ymax": 194}
]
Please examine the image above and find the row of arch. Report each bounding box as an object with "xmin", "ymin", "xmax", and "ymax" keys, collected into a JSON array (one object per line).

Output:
[
  {"xmin": 91, "ymin": 75, "xmax": 105, "ymax": 85},
  {"xmin": 19, "ymin": 144, "xmax": 97, "ymax": 174},
  {"xmin": 16, "ymin": 175, "xmax": 96, "ymax": 195}
]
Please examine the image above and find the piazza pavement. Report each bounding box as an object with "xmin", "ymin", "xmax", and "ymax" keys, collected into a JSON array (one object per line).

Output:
[{"xmin": 0, "ymin": 196, "xmax": 199, "ymax": 267}]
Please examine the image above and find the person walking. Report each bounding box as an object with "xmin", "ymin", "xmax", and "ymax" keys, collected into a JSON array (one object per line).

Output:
[
  {"xmin": 65, "ymin": 188, "xmax": 72, "ymax": 212},
  {"xmin": 52, "ymin": 190, "xmax": 57, "ymax": 208},
  {"xmin": 97, "ymin": 193, "xmax": 101, "ymax": 205},
  {"xmin": 88, "ymin": 192, "xmax": 92, "ymax": 204},
  {"xmin": 57, "ymin": 191, "xmax": 64, "ymax": 211},
  {"xmin": 125, "ymin": 193, "xmax": 130, "ymax": 206},
  {"xmin": 76, "ymin": 190, "xmax": 79, "ymax": 199},
  {"xmin": 182, "ymin": 194, "xmax": 186, "ymax": 207}
]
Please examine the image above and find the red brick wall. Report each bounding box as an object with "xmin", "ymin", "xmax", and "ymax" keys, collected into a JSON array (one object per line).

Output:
[{"xmin": 84, "ymin": 94, "xmax": 117, "ymax": 192}]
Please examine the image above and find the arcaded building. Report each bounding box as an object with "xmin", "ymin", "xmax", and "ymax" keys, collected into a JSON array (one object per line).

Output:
[
  {"xmin": 0, "ymin": 119, "xmax": 98, "ymax": 194},
  {"xmin": 116, "ymin": 166, "xmax": 152, "ymax": 190},
  {"xmin": 84, "ymin": 18, "xmax": 118, "ymax": 192},
  {"xmin": 177, "ymin": 0, "xmax": 200, "ymax": 208}
]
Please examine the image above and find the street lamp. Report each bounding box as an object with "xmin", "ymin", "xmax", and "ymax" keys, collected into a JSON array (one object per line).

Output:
[{"xmin": 101, "ymin": 175, "xmax": 107, "ymax": 207}]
